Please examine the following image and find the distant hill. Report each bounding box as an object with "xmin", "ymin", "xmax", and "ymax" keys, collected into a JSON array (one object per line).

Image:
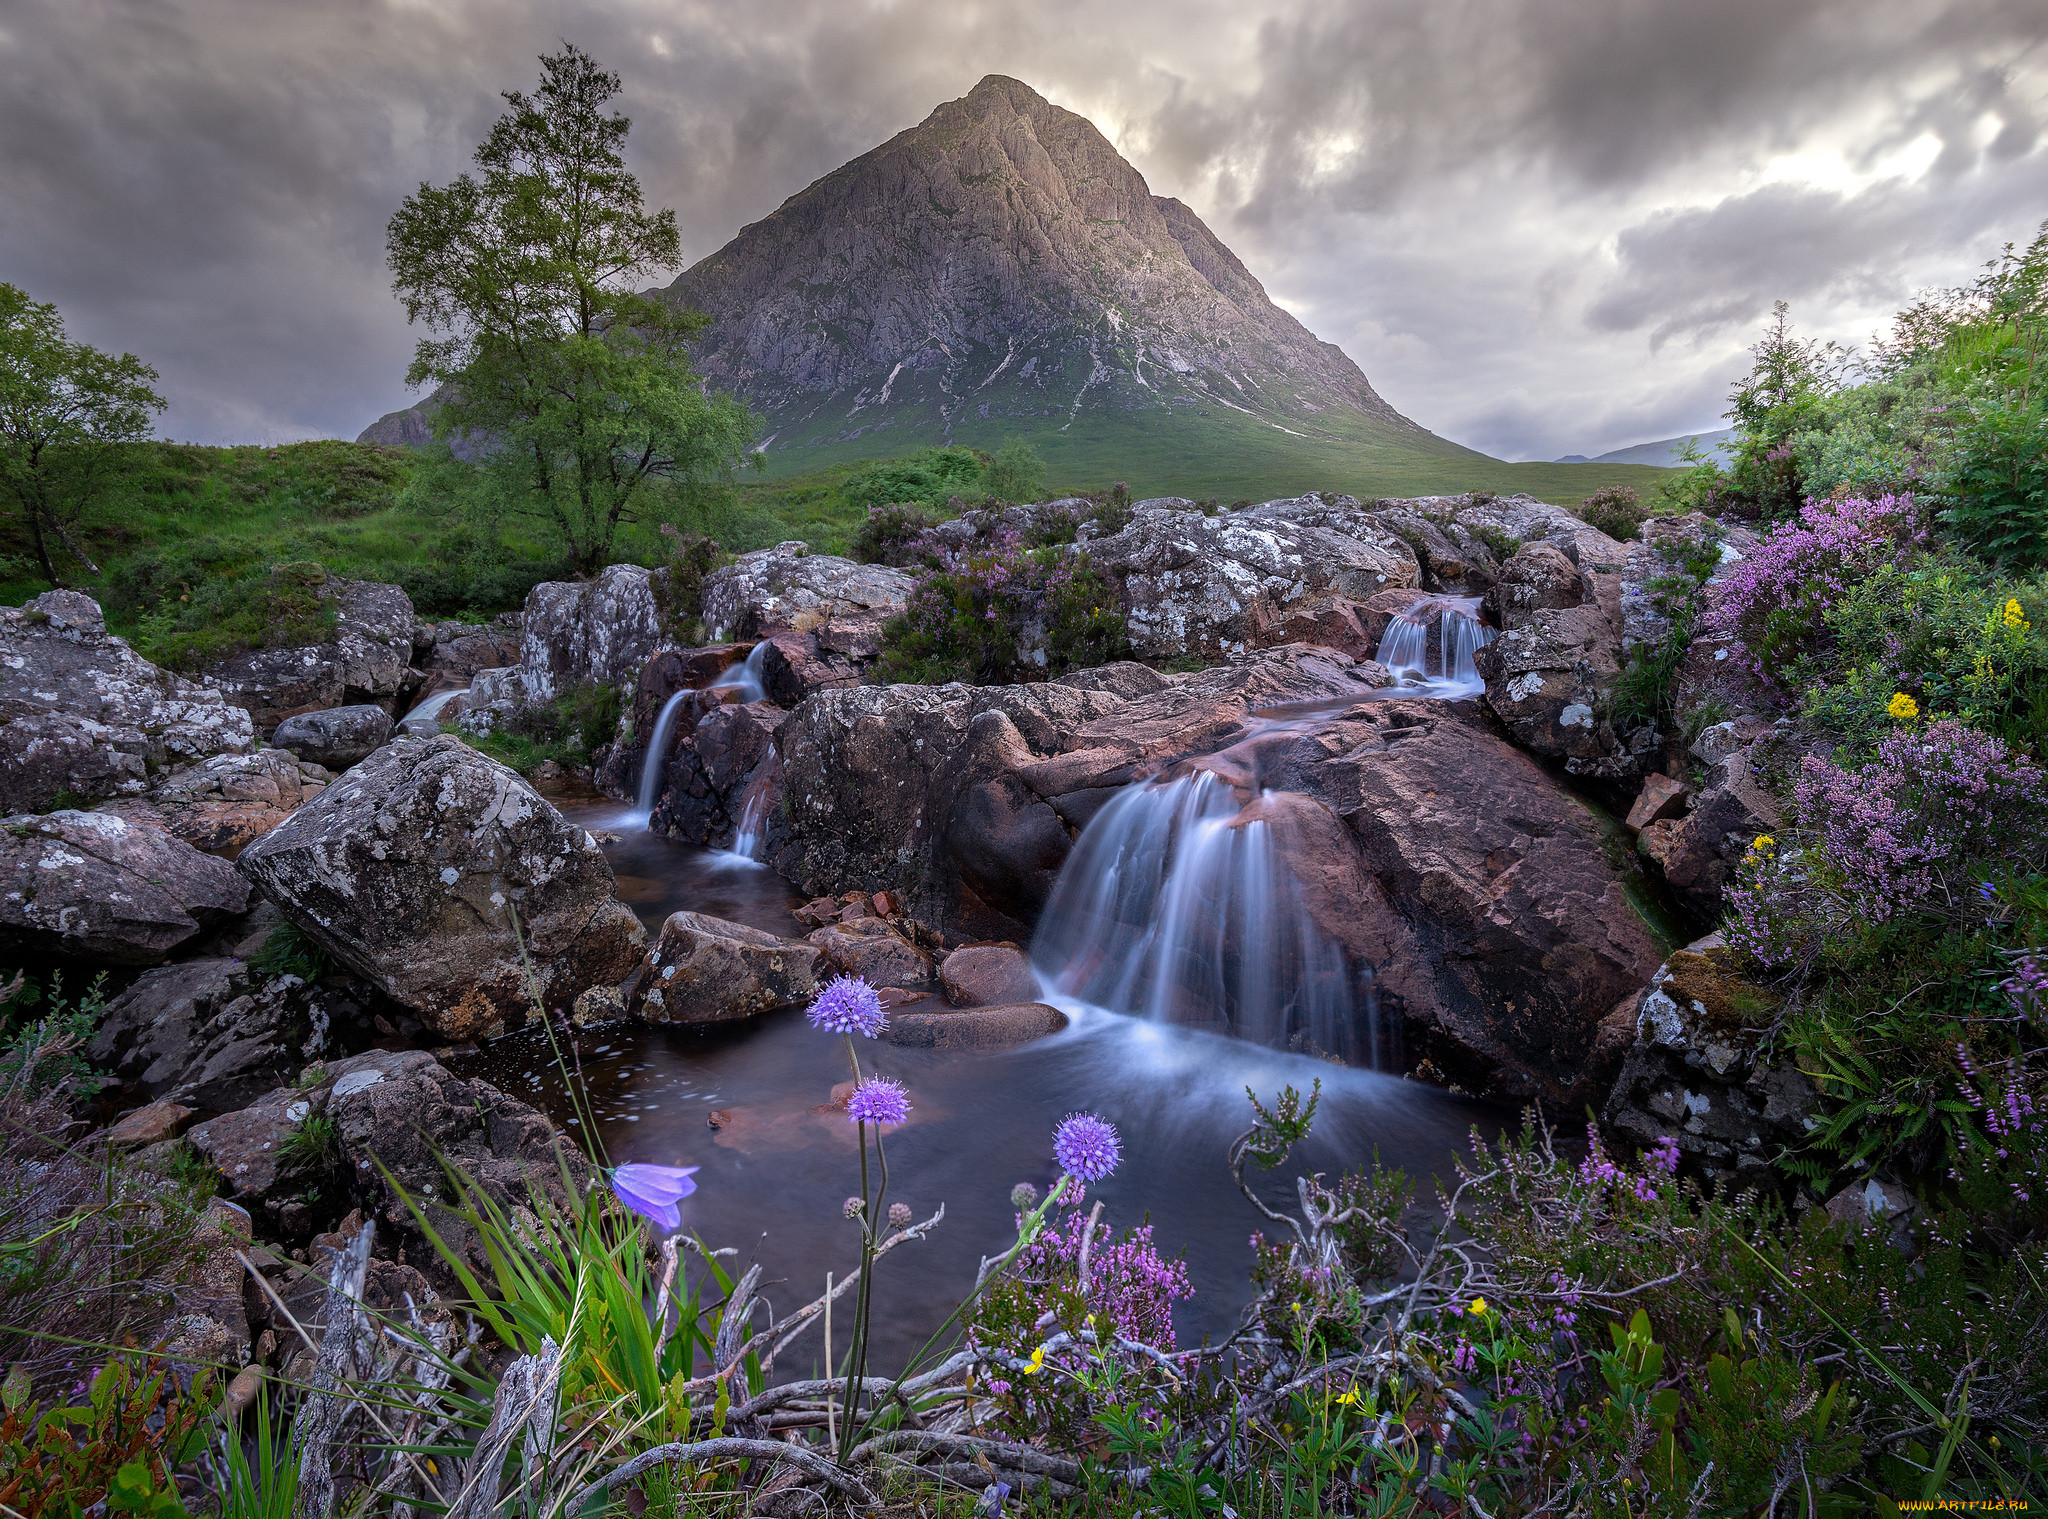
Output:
[
  {"xmin": 1556, "ymin": 428, "xmax": 1737, "ymax": 468},
  {"xmin": 364, "ymin": 75, "xmax": 1673, "ymax": 503}
]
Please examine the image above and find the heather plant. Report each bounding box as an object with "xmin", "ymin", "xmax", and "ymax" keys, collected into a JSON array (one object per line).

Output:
[
  {"xmin": 876, "ymin": 527, "xmax": 1128, "ymax": 684},
  {"xmin": 1578, "ymin": 482, "xmax": 1647, "ymax": 541},
  {"xmin": 850, "ymin": 500, "xmax": 942, "ymax": 566}
]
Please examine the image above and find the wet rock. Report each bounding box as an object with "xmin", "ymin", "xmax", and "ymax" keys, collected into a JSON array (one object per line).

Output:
[
  {"xmin": 237, "ymin": 736, "xmax": 645, "ymax": 1040},
  {"xmin": 775, "ymin": 645, "xmax": 1388, "ymax": 940},
  {"xmin": 1, "ymin": 590, "xmax": 255, "ymax": 815},
  {"xmin": 809, "ymin": 917, "xmax": 931, "ymax": 988},
  {"xmin": 700, "ymin": 543, "xmax": 914, "ymax": 643},
  {"xmin": 0, "ymin": 810, "xmax": 248, "ymax": 965},
  {"xmin": 629, "ymin": 910, "xmax": 821, "ymax": 1024},
  {"xmin": 1601, "ymin": 934, "xmax": 1811, "ymax": 1185},
  {"xmin": 519, "ymin": 564, "xmax": 668, "ymax": 701},
  {"xmin": 97, "ymin": 748, "xmax": 323, "ymax": 855},
  {"xmin": 627, "ymin": 645, "xmax": 754, "ymax": 742},
  {"xmin": 1079, "ymin": 495, "xmax": 1421, "ymax": 661},
  {"xmin": 882, "ymin": 1001, "xmax": 1068, "ymax": 1049},
  {"xmin": 88, "ymin": 957, "xmax": 345, "ymax": 1111},
  {"xmin": 205, "ymin": 578, "xmax": 418, "ymax": 733},
  {"xmin": 1625, "ymin": 773, "xmax": 1689, "ymax": 831},
  {"xmin": 271, "ymin": 704, "xmax": 394, "ymax": 769},
  {"xmin": 1247, "ymin": 595, "xmax": 1387, "ymax": 662},
  {"xmin": 418, "ymin": 620, "xmax": 522, "ymax": 684},
  {"xmin": 1473, "ymin": 603, "xmax": 1625, "ymax": 771},
  {"xmin": 939, "ymin": 945, "xmax": 1038, "ymax": 1007},
  {"xmin": 759, "ymin": 632, "xmax": 863, "ymax": 706}
]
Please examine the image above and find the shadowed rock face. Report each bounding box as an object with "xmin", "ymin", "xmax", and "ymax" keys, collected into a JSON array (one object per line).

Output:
[
  {"xmin": 1, "ymin": 590, "xmax": 255, "ymax": 815},
  {"xmin": 237, "ymin": 736, "xmax": 644, "ymax": 1040},
  {"xmin": 0, "ymin": 809, "xmax": 249, "ymax": 964},
  {"xmin": 203, "ymin": 577, "xmax": 419, "ymax": 734}
]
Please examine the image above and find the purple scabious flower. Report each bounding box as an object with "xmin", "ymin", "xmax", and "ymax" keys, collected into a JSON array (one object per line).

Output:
[
  {"xmin": 1053, "ymin": 1112, "xmax": 1121, "ymax": 1182},
  {"xmin": 806, "ymin": 975, "xmax": 886, "ymax": 1038},
  {"xmin": 846, "ymin": 1076, "xmax": 912, "ymax": 1128},
  {"xmin": 609, "ymin": 1162, "xmax": 699, "ymax": 1231}
]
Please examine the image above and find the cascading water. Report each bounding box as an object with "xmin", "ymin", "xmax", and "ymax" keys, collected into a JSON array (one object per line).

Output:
[
  {"xmin": 714, "ymin": 744, "xmax": 777, "ymax": 867},
  {"xmin": 636, "ymin": 691, "xmax": 694, "ymax": 820},
  {"xmin": 1373, "ymin": 595, "xmax": 1494, "ymax": 696},
  {"xmin": 1030, "ymin": 772, "xmax": 1378, "ymax": 1067},
  {"xmin": 709, "ymin": 642, "xmax": 769, "ymax": 703}
]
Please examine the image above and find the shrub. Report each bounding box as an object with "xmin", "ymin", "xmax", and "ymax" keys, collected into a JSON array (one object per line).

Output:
[
  {"xmin": 1938, "ymin": 394, "xmax": 2048, "ymax": 570},
  {"xmin": 983, "ymin": 436, "xmax": 1046, "ymax": 504},
  {"xmin": 651, "ymin": 523, "xmax": 722, "ymax": 638},
  {"xmin": 119, "ymin": 556, "xmax": 338, "ymax": 672},
  {"xmin": 840, "ymin": 446, "xmax": 986, "ymax": 513},
  {"xmin": 875, "ymin": 530, "xmax": 1129, "ymax": 685},
  {"xmin": 1086, "ymin": 482, "xmax": 1134, "ymax": 538},
  {"xmin": 1579, "ymin": 483, "xmax": 1647, "ymax": 541},
  {"xmin": 850, "ymin": 502, "xmax": 940, "ymax": 566}
]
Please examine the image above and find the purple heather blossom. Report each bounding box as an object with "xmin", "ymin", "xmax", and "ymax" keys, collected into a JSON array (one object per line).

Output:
[
  {"xmin": 1053, "ymin": 1112, "xmax": 1121, "ymax": 1182},
  {"xmin": 846, "ymin": 1076, "xmax": 912, "ymax": 1128},
  {"xmin": 609, "ymin": 1163, "xmax": 699, "ymax": 1231},
  {"xmin": 806, "ymin": 975, "xmax": 887, "ymax": 1038}
]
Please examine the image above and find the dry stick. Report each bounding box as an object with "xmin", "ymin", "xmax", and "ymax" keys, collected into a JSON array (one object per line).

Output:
[
  {"xmin": 823, "ymin": 1271, "xmax": 835, "ymax": 1450},
  {"xmin": 758, "ymin": 1207, "xmax": 945, "ymax": 1369},
  {"xmin": 1074, "ymin": 1200, "xmax": 1104, "ymax": 1296},
  {"xmin": 235, "ymin": 1249, "xmax": 448, "ymax": 1511},
  {"xmin": 567, "ymin": 1438, "xmax": 877, "ymax": 1510}
]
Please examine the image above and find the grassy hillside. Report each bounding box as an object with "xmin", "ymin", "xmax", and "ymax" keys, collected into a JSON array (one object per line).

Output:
[
  {"xmin": 0, "ymin": 435, "xmax": 1674, "ymax": 665},
  {"xmin": 750, "ymin": 393, "xmax": 1675, "ymax": 508}
]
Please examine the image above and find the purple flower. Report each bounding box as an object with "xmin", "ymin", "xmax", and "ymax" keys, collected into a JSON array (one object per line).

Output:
[
  {"xmin": 609, "ymin": 1162, "xmax": 700, "ymax": 1231},
  {"xmin": 806, "ymin": 975, "xmax": 886, "ymax": 1038},
  {"xmin": 846, "ymin": 1076, "xmax": 912, "ymax": 1128},
  {"xmin": 1053, "ymin": 1112, "xmax": 1121, "ymax": 1182}
]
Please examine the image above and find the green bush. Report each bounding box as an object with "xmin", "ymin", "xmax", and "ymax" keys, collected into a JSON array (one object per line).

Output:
[
  {"xmin": 1938, "ymin": 395, "xmax": 2048, "ymax": 570},
  {"xmin": 1578, "ymin": 483, "xmax": 1648, "ymax": 541},
  {"xmin": 840, "ymin": 446, "xmax": 987, "ymax": 513},
  {"xmin": 651, "ymin": 523, "xmax": 723, "ymax": 639}
]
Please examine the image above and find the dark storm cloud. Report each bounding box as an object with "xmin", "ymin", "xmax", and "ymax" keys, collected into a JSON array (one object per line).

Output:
[{"xmin": 1, "ymin": 0, "xmax": 2042, "ymax": 456}]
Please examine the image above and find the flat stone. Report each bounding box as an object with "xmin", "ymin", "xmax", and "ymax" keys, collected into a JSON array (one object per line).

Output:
[
  {"xmin": 100, "ymin": 1101, "xmax": 197, "ymax": 1149},
  {"xmin": 939, "ymin": 945, "xmax": 1039, "ymax": 1007},
  {"xmin": 1625, "ymin": 773, "xmax": 1689, "ymax": 831},
  {"xmin": 882, "ymin": 1001, "xmax": 1068, "ymax": 1049}
]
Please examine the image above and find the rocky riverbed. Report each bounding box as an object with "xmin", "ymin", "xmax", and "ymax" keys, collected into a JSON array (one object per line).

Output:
[{"xmin": 5, "ymin": 488, "xmax": 1809, "ymax": 1382}]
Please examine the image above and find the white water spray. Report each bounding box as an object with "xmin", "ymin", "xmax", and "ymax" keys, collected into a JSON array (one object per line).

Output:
[
  {"xmin": 725, "ymin": 744, "xmax": 776, "ymax": 863},
  {"xmin": 1031, "ymin": 772, "xmax": 1378, "ymax": 1066},
  {"xmin": 709, "ymin": 642, "xmax": 769, "ymax": 704},
  {"xmin": 636, "ymin": 691, "xmax": 694, "ymax": 820},
  {"xmin": 1373, "ymin": 596, "xmax": 1494, "ymax": 696}
]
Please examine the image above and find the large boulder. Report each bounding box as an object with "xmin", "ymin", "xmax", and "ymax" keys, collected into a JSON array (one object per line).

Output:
[
  {"xmin": 519, "ymin": 564, "xmax": 668, "ymax": 701},
  {"xmin": 626, "ymin": 910, "xmax": 821, "ymax": 1023},
  {"xmin": 1602, "ymin": 935, "xmax": 1814, "ymax": 1186},
  {"xmin": 97, "ymin": 748, "xmax": 326, "ymax": 855},
  {"xmin": 236, "ymin": 736, "xmax": 645, "ymax": 1040},
  {"xmin": 0, "ymin": 590, "xmax": 256, "ymax": 815},
  {"xmin": 271, "ymin": 705, "xmax": 394, "ymax": 770},
  {"xmin": 416, "ymin": 618, "xmax": 522, "ymax": 684},
  {"xmin": 0, "ymin": 810, "xmax": 248, "ymax": 965},
  {"xmin": 940, "ymin": 945, "xmax": 1038, "ymax": 1006},
  {"xmin": 1078, "ymin": 495, "xmax": 1421, "ymax": 661},
  {"xmin": 204, "ymin": 577, "xmax": 419, "ymax": 733},
  {"xmin": 700, "ymin": 542, "xmax": 914, "ymax": 645}
]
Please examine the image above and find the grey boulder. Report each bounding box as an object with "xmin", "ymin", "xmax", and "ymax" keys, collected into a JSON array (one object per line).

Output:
[
  {"xmin": 0, "ymin": 810, "xmax": 248, "ymax": 964},
  {"xmin": 237, "ymin": 736, "xmax": 645, "ymax": 1040},
  {"xmin": 629, "ymin": 910, "xmax": 822, "ymax": 1024},
  {"xmin": 271, "ymin": 704, "xmax": 394, "ymax": 769},
  {"xmin": 1, "ymin": 590, "xmax": 255, "ymax": 815},
  {"xmin": 700, "ymin": 543, "xmax": 914, "ymax": 643},
  {"xmin": 87, "ymin": 957, "xmax": 328, "ymax": 1112},
  {"xmin": 203, "ymin": 576, "xmax": 418, "ymax": 733}
]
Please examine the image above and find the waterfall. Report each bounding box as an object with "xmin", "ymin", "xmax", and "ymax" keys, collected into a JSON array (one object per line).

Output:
[
  {"xmin": 636, "ymin": 691, "xmax": 694, "ymax": 818},
  {"xmin": 727, "ymin": 744, "xmax": 776, "ymax": 861},
  {"xmin": 709, "ymin": 642, "xmax": 769, "ymax": 704},
  {"xmin": 1374, "ymin": 595, "xmax": 1494, "ymax": 695},
  {"xmin": 1031, "ymin": 772, "xmax": 1375, "ymax": 1066}
]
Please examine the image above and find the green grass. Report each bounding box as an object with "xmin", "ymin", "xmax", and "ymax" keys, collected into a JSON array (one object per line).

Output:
[{"xmin": 0, "ymin": 432, "xmax": 1675, "ymax": 648}]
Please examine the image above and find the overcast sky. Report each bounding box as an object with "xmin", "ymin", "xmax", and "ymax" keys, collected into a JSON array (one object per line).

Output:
[{"xmin": 3, "ymin": 0, "xmax": 2043, "ymax": 461}]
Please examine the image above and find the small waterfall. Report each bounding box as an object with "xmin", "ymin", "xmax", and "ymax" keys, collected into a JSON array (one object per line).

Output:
[
  {"xmin": 398, "ymin": 685, "xmax": 468, "ymax": 735},
  {"xmin": 1374, "ymin": 596, "xmax": 1494, "ymax": 695},
  {"xmin": 636, "ymin": 691, "xmax": 695, "ymax": 819},
  {"xmin": 1031, "ymin": 773, "xmax": 1373, "ymax": 1066},
  {"xmin": 727, "ymin": 744, "xmax": 776, "ymax": 861},
  {"xmin": 709, "ymin": 643, "xmax": 769, "ymax": 704}
]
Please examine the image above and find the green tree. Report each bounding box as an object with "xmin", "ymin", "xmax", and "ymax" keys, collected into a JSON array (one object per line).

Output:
[
  {"xmin": 0, "ymin": 284, "xmax": 162, "ymax": 587},
  {"xmin": 984, "ymin": 436, "xmax": 1046, "ymax": 503},
  {"xmin": 385, "ymin": 44, "xmax": 757, "ymax": 575}
]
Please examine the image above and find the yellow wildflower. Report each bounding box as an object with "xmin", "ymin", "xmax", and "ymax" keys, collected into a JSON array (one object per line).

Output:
[
  {"xmin": 1023, "ymin": 1345, "xmax": 1047, "ymax": 1376},
  {"xmin": 1887, "ymin": 692, "xmax": 1919, "ymax": 721},
  {"xmin": 2004, "ymin": 598, "xmax": 2031, "ymax": 632},
  {"xmin": 1751, "ymin": 834, "xmax": 1775, "ymax": 854},
  {"xmin": 1336, "ymin": 1384, "xmax": 1366, "ymax": 1409},
  {"xmin": 1468, "ymin": 1297, "xmax": 1489, "ymax": 1316}
]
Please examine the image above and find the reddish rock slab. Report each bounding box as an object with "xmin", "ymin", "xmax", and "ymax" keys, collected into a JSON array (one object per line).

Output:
[
  {"xmin": 882, "ymin": 1002, "xmax": 1068, "ymax": 1049},
  {"xmin": 939, "ymin": 945, "xmax": 1040, "ymax": 1007},
  {"xmin": 1625, "ymin": 773, "xmax": 1689, "ymax": 831}
]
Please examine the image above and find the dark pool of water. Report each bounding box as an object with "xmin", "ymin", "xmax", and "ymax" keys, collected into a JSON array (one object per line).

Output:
[{"xmin": 451, "ymin": 797, "xmax": 1503, "ymax": 1377}]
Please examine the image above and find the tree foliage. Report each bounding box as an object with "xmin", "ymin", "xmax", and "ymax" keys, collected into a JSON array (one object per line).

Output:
[
  {"xmin": 385, "ymin": 44, "xmax": 757, "ymax": 574},
  {"xmin": 0, "ymin": 284, "xmax": 162, "ymax": 587}
]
